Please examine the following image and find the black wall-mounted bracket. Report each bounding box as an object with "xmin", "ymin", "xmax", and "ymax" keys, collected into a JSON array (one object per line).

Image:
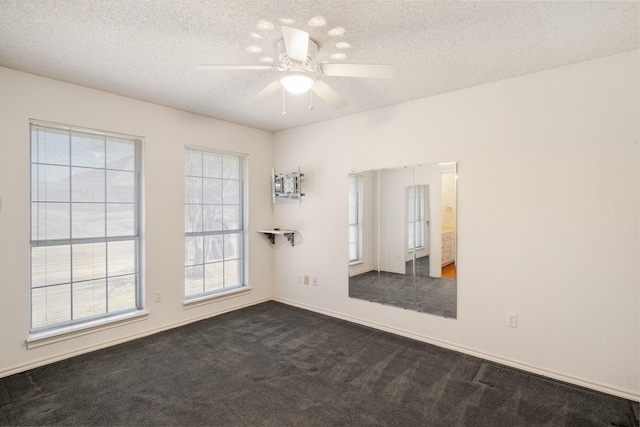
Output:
[{"xmin": 258, "ymin": 229, "xmax": 297, "ymax": 247}]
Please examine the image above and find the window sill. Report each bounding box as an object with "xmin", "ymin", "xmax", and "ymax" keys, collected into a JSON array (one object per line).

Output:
[
  {"xmin": 349, "ymin": 260, "xmax": 364, "ymax": 266},
  {"xmin": 27, "ymin": 310, "xmax": 150, "ymax": 349},
  {"xmin": 183, "ymin": 286, "xmax": 252, "ymax": 309}
]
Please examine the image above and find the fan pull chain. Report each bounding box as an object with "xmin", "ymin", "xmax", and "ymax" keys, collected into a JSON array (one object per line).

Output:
[
  {"xmin": 281, "ymin": 88, "xmax": 287, "ymax": 115},
  {"xmin": 309, "ymin": 90, "xmax": 314, "ymax": 110}
]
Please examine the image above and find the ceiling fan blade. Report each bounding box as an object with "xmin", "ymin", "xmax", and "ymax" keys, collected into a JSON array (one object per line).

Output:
[
  {"xmin": 196, "ymin": 65, "xmax": 276, "ymax": 71},
  {"xmin": 251, "ymin": 80, "xmax": 282, "ymax": 104},
  {"xmin": 321, "ymin": 63, "xmax": 394, "ymax": 79},
  {"xmin": 311, "ymin": 80, "xmax": 348, "ymax": 109},
  {"xmin": 281, "ymin": 26, "xmax": 309, "ymax": 62}
]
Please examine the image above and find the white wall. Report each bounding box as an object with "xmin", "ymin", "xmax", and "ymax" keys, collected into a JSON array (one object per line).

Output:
[
  {"xmin": 0, "ymin": 67, "xmax": 274, "ymax": 376},
  {"xmin": 271, "ymin": 50, "xmax": 640, "ymax": 400}
]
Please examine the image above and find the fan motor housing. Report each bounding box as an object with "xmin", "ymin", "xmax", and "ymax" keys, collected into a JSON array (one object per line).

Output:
[{"xmin": 276, "ymin": 38, "xmax": 319, "ymax": 64}]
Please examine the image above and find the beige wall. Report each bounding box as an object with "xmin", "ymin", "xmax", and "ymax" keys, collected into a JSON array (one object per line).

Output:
[
  {"xmin": 271, "ymin": 50, "xmax": 640, "ymax": 400},
  {"xmin": 0, "ymin": 67, "xmax": 275, "ymax": 376}
]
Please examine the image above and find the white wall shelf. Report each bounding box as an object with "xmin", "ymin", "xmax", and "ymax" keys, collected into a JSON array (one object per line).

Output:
[{"xmin": 258, "ymin": 229, "xmax": 297, "ymax": 246}]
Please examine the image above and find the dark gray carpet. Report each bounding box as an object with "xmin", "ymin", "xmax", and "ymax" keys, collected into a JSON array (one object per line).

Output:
[{"xmin": 0, "ymin": 301, "xmax": 637, "ymax": 426}]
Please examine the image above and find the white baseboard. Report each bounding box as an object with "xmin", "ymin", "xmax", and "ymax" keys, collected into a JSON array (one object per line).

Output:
[
  {"xmin": 273, "ymin": 297, "xmax": 640, "ymax": 402},
  {"xmin": 0, "ymin": 297, "xmax": 271, "ymax": 380}
]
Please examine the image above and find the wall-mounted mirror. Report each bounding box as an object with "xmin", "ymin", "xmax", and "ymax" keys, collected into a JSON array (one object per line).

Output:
[{"xmin": 348, "ymin": 163, "xmax": 457, "ymax": 318}]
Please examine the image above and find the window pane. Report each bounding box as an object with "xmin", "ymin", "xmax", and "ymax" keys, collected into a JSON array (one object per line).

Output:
[
  {"xmin": 71, "ymin": 133, "xmax": 105, "ymax": 168},
  {"xmin": 223, "ymin": 155, "xmax": 239, "ymax": 179},
  {"xmin": 223, "ymin": 180, "xmax": 239, "ymax": 204},
  {"xmin": 72, "ymin": 243, "xmax": 106, "ymax": 282},
  {"xmin": 348, "ymin": 191, "xmax": 357, "ymax": 208},
  {"xmin": 185, "ymin": 204, "xmax": 202, "ymax": 233},
  {"xmin": 204, "ymin": 235, "xmax": 224, "ymax": 263},
  {"xmin": 348, "ymin": 207, "xmax": 357, "ymax": 224},
  {"xmin": 348, "ymin": 226, "xmax": 357, "ymax": 244},
  {"xmin": 31, "ymin": 284, "xmax": 71, "ymax": 329},
  {"xmin": 348, "ymin": 176, "xmax": 357, "ymax": 191},
  {"xmin": 415, "ymin": 222, "xmax": 424, "ymax": 247},
  {"xmin": 32, "ymin": 164, "xmax": 70, "ymax": 202},
  {"xmin": 203, "ymin": 205, "xmax": 223, "ymax": 231},
  {"xmin": 73, "ymin": 279, "xmax": 107, "ymax": 319},
  {"xmin": 348, "ymin": 243, "xmax": 357, "ymax": 261},
  {"xmin": 32, "ymin": 127, "xmax": 69, "ymax": 166},
  {"xmin": 108, "ymin": 240, "xmax": 136, "ymax": 277},
  {"xmin": 31, "ymin": 245, "xmax": 71, "ymax": 287},
  {"xmin": 203, "ymin": 152, "xmax": 222, "ymax": 178},
  {"xmin": 106, "ymin": 170, "xmax": 135, "ymax": 203},
  {"xmin": 108, "ymin": 274, "xmax": 136, "ymax": 311},
  {"xmin": 72, "ymin": 167, "xmax": 105, "ymax": 203},
  {"xmin": 204, "ymin": 262, "xmax": 223, "ymax": 291},
  {"xmin": 185, "ymin": 150, "xmax": 202, "ymax": 176},
  {"xmin": 106, "ymin": 138, "xmax": 135, "ymax": 171},
  {"xmin": 223, "ymin": 205, "xmax": 239, "ymax": 230},
  {"xmin": 203, "ymin": 178, "xmax": 222, "ymax": 204},
  {"xmin": 106, "ymin": 204, "xmax": 135, "ymax": 237},
  {"xmin": 72, "ymin": 203, "xmax": 105, "ymax": 238},
  {"xmin": 408, "ymin": 204, "xmax": 415, "ymax": 222},
  {"xmin": 32, "ymin": 202, "xmax": 70, "ymax": 240},
  {"xmin": 185, "ymin": 177, "xmax": 202, "ymax": 204},
  {"xmin": 185, "ymin": 236, "xmax": 203, "ymax": 266},
  {"xmin": 224, "ymin": 259, "xmax": 240, "ymax": 286},
  {"xmin": 224, "ymin": 233, "xmax": 240, "ymax": 259},
  {"xmin": 185, "ymin": 265, "xmax": 203, "ymax": 296}
]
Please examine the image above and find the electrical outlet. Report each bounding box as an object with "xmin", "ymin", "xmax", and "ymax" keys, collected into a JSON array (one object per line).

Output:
[
  {"xmin": 155, "ymin": 291, "xmax": 162, "ymax": 303},
  {"xmin": 304, "ymin": 275, "xmax": 309, "ymax": 285},
  {"xmin": 312, "ymin": 277, "xmax": 318, "ymax": 287},
  {"xmin": 297, "ymin": 274, "xmax": 302, "ymax": 284},
  {"xmin": 507, "ymin": 313, "xmax": 517, "ymax": 328}
]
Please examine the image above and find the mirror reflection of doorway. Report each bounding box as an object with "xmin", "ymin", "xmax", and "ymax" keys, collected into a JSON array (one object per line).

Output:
[{"xmin": 440, "ymin": 172, "xmax": 456, "ymax": 279}]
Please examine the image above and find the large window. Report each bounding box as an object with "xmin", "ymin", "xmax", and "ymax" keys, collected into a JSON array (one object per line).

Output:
[
  {"xmin": 184, "ymin": 147, "xmax": 246, "ymax": 299},
  {"xmin": 30, "ymin": 121, "xmax": 142, "ymax": 332},
  {"xmin": 348, "ymin": 174, "xmax": 363, "ymax": 263}
]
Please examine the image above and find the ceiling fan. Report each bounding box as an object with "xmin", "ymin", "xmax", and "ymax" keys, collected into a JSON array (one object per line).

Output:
[{"xmin": 196, "ymin": 26, "xmax": 394, "ymax": 109}]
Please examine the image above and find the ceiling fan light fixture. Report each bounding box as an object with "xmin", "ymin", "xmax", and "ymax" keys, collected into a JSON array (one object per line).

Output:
[{"xmin": 280, "ymin": 74, "xmax": 314, "ymax": 95}]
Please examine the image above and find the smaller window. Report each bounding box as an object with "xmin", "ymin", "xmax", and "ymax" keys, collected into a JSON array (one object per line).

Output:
[
  {"xmin": 407, "ymin": 185, "xmax": 426, "ymax": 251},
  {"xmin": 348, "ymin": 174, "xmax": 363, "ymax": 263},
  {"xmin": 184, "ymin": 147, "xmax": 246, "ymax": 299}
]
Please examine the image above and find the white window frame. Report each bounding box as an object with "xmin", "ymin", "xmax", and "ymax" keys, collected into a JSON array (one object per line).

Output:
[
  {"xmin": 407, "ymin": 185, "xmax": 425, "ymax": 252},
  {"xmin": 348, "ymin": 174, "xmax": 363, "ymax": 264},
  {"xmin": 184, "ymin": 146, "xmax": 247, "ymax": 300},
  {"xmin": 29, "ymin": 120, "xmax": 143, "ymax": 334}
]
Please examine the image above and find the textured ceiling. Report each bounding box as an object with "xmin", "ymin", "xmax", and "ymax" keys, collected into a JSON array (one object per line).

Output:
[{"xmin": 0, "ymin": 1, "xmax": 638, "ymax": 132}]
